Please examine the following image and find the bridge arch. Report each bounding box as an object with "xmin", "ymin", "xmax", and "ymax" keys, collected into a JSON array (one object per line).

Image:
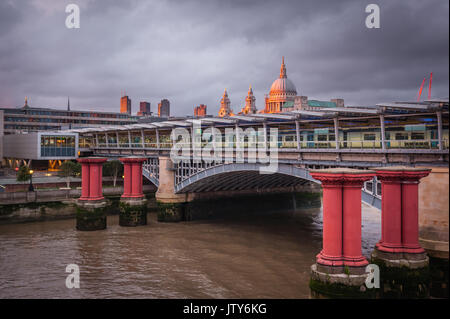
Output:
[{"xmin": 174, "ymin": 162, "xmax": 318, "ymax": 193}]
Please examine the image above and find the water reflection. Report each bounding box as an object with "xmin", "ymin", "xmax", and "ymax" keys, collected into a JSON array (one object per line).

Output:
[{"xmin": 0, "ymin": 203, "xmax": 380, "ymax": 298}]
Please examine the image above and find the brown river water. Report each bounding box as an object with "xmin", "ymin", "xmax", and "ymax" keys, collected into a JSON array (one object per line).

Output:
[{"xmin": 0, "ymin": 204, "xmax": 380, "ymax": 298}]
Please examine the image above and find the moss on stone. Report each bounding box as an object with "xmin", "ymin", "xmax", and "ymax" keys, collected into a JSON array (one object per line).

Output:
[
  {"xmin": 156, "ymin": 201, "xmax": 185, "ymax": 222},
  {"xmin": 0, "ymin": 201, "xmax": 67, "ymax": 216},
  {"xmin": 429, "ymin": 256, "xmax": 449, "ymax": 298},
  {"xmin": 371, "ymin": 256, "xmax": 430, "ymax": 299},
  {"xmin": 119, "ymin": 201, "xmax": 147, "ymax": 226},
  {"xmin": 309, "ymin": 278, "xmax": 377, "ymax": 299},
  {"xmin": 75, "ymin": 204, "xmax": 107, "ymax": 231}
]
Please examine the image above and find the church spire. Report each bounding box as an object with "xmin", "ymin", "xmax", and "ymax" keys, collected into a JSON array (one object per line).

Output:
[
  {"xmin": 280, "ymin": 56, "xmax": 287, "ymax": 78},
  {"xmin": 67, "ymin": 96, "xmax": 70, "ymax": 111},
  {"xmin": 23, "ymin": 97, "xmax": 29, "ymax": 108}
]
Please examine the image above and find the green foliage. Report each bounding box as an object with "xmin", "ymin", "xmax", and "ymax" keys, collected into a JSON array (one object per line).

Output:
[
  {"xmin": 103, "ymin": 160, "xmax": 123, "ymax": 176},
  {"xmin": 103, "ymin": 160, "xmax": 123, "ymax": 186},
  {"xmin": 58, "ymin": 161, "xmax": 80, "ymax": 178},
  {"xmin": 16, "ymin": 166, "xmax": 31, "ymax": 182}
]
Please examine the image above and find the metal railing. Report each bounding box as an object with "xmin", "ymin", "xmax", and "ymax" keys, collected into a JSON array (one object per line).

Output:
[{"xmin": 91, "ymin": 139, "xmax": 448, "ymax": 151}]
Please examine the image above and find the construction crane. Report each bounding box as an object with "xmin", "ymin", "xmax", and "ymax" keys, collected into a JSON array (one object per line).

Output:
[{"xmin": 417, "ymin": 72, "xmax": 433, "ymax": 101}]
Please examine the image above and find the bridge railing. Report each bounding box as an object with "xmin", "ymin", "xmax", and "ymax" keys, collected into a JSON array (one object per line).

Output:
[
  {"xmin": 363, "ymin": 177, "xmax": 381, "ymax": 198},
  {"xmin": 90, "ymin": 139, "xmax": 448, "ymax": 151},
  {"xmin": 142, "ymin": 157, "xmax": 159, "ymax": 187}
]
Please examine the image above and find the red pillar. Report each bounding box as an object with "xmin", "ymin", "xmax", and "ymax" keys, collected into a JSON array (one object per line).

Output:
[
  {"xmin": 120, "ymin": 157, "xmax": 146, "ymax": 198},
  {"xmin": 402, "ymin": 179, "xmax": 422, "ymax": 253},
  {"xmin": 77, "ymin": 157, "xmax": 107, "ymax": 201},
  {"xmin": 375, "ymin": 167, "xmax": 430, "ymax": 255},
  {"xmin": 131, "ymin": 162, "xmax": 141, "ymax": 197},
  {"xmin": 122, "ymin": 162, "xmax": 132, "ymax": 197},
  {"xmin": 77, "ymin": 158, "xmax": 90, "ymax": 200},
  {"xmin": 375, "ymin": 171, "xmax": 403, "ymax": 253},
  {"xmin": 342, "ymin": 174, "xmax": 374, "ymax": 267},
  {"xmin": 311, "ymin": 168, "xmax": 374, "ymax": 270},
  {"xmin": 317, "ymin": 175, "xmax": 344, "ymax": 267}
]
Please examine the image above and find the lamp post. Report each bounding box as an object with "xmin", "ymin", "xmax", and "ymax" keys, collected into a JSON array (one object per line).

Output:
[{"xmin": 28, "ymin": 169, "xmax": 34, "ymax": 192}]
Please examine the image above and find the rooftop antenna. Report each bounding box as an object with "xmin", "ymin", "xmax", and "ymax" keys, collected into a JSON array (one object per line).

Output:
[
  {"xmin": 417, "ymin": 76, "xmax": 426, "ymax": 102},
  {"xmin": 428, "ymin": 72, "xmax": 433, "ymax": 100}
]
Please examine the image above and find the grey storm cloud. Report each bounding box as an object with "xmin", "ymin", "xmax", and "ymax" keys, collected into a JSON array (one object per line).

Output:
[{"xmin": 0, "ymin": 0, "xmax": 448, "ymax": 115}]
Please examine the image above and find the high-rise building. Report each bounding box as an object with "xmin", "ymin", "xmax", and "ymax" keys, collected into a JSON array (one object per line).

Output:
[
  {"xmin": 120, "ymin": 95, "xmax": 131, "ymax": 115},
  {"xmin": 137, "ymin": 101, "xmax": 151, "ymax": 116},
  {"xmin": 218, "ymin": 89, "xmax": 233, "ymax": 117},
  {"xmin": 194, "ymin": 104, "xmax": 207, "ymax": 117},
  {"xmin": 158, "ymin": 99, "xmax": 170, "ymax": 117},
  {"xmin": 0, "ymin": 97, "xmax": 138, "ymax": 135}
]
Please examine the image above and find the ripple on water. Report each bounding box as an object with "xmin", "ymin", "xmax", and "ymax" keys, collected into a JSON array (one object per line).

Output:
[{"xmin": 0, "ymin": 205, "xmax": 380, "ymax": 298}]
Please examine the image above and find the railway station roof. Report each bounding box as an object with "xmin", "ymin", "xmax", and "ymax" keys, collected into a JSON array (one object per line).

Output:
[
  {"xmin": 319, "ymin": 107, "xmax": 379, "ymax": 115},
  {"xmin": 290, "ymin": 110, "xmax": 332, "ymax": 117},
  {"xmin": 248, "ymin": 113, "xmax": 297, "ymax": 120},
  {"xmin": 375, "ymin": 102, "xmax": 432, "ymax": 110},
  {"xmin": 188, "ymin": 117, "xmax": 237, "ymax": 124},
  {"xmin": 230, "ymin": 115, "xmax": 266, "ymax": 122}
]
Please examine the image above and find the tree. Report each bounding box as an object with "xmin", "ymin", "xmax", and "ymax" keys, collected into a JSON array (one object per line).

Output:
[
  {"xmin": 16, "ymin": 165, "xmax": 31, "ymax": 182},
  {"xmin": 103, "ymin": 160, "xmax": 123, "ymax": 187},
  {"xmin": 58, "ymin": 161, "xmax": 80, "ymax": 188}
]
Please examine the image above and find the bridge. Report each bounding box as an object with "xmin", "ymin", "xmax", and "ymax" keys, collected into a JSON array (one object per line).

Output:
[
  {"xmin": 68, "ymin": 99, "xmax": 448, "ymax": 298},
  {"xmin": 68, "ymin": 100, "xmax": 447, "ymax": 210}
]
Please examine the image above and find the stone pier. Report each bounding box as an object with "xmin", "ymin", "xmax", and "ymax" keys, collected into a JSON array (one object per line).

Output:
[
  {"xmin": 155, "ymin": 156, "xmax": 188, "ymax": 222},
  {"xmin": 76, "ymin": 157, "xmax": 108, "ymax": 231},
  {"xmin": 371, "ymin": 166, "xmax": 431, "ymax": 298},
  {"xmin": 418, "ymin": 166, "xmax": 449, "ymax": 298},
  {"xmin": 309, "ymin": 168, "xmax": 376, "ymax": 298},
  {"xmin": 119, "ymin": 157, "xmax": 147, "ymax": 226}
]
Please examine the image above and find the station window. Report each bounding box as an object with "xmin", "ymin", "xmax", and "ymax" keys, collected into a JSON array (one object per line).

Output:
[
  {"xmin": 285, "ymin": 135, "xmax": 294, "ymax": 142},
  {"xmin": 364, "ymin": 133, "xmax": 376, "ymax": 141},
  {"xmin": 317, "ymin": 135, "xmax": 327, "ymax": 141},
  {"xmin": 411, "ymin": 132, "xmax": 425, "ymax": 140},
  {"xmin": 395, "ymin": 133, "xmax": 409, "ymax": 140}
]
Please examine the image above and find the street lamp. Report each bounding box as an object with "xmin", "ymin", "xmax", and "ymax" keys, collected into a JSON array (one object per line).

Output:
[{"xmin": 28, "ymin": 169, "xmax": 34, "ymax": 192}]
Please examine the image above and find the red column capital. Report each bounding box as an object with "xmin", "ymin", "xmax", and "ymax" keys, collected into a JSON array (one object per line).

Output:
[
  {"xmin": 119, "ymin": 157, "xmax": 147, "ymax": 164},
  {"xmin": 375, "ymin": 166, "xmax": 431, "ymax": 182}
]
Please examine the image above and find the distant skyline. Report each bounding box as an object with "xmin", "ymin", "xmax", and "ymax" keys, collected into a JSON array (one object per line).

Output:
[{"xmin": 0, "ymin": 0, "xmax": 448, "ymax": 115}]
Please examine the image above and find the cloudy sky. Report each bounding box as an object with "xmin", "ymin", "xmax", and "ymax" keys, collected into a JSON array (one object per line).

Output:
[{"xmin": 0, "ymin": 0, "xmax": 448, "ymax": 116}]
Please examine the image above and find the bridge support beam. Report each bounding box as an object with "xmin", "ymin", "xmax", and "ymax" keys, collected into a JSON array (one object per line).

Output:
[
  {"xmin": 371, "ymin": 166, "xmax": 432, "ymax": 298},
  {"xmin": 119, "ymin": 157, "xmax": 147, "ymax": 227},
  {"xmin": 76, "ymin": 157, "xmax": 108, "ymax": 231},
  {"xmin": 155, "ymin": 156, "xmax": 188, "ymax": 222},
  {"xmin": 309, "ymin": 168, "xmax": 376, "ymax": 299}
]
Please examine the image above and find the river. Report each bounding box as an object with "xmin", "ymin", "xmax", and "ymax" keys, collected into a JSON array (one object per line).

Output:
[{"xmin": 0, "ymin": 203, "xmax": 380, "ymax": 298}]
